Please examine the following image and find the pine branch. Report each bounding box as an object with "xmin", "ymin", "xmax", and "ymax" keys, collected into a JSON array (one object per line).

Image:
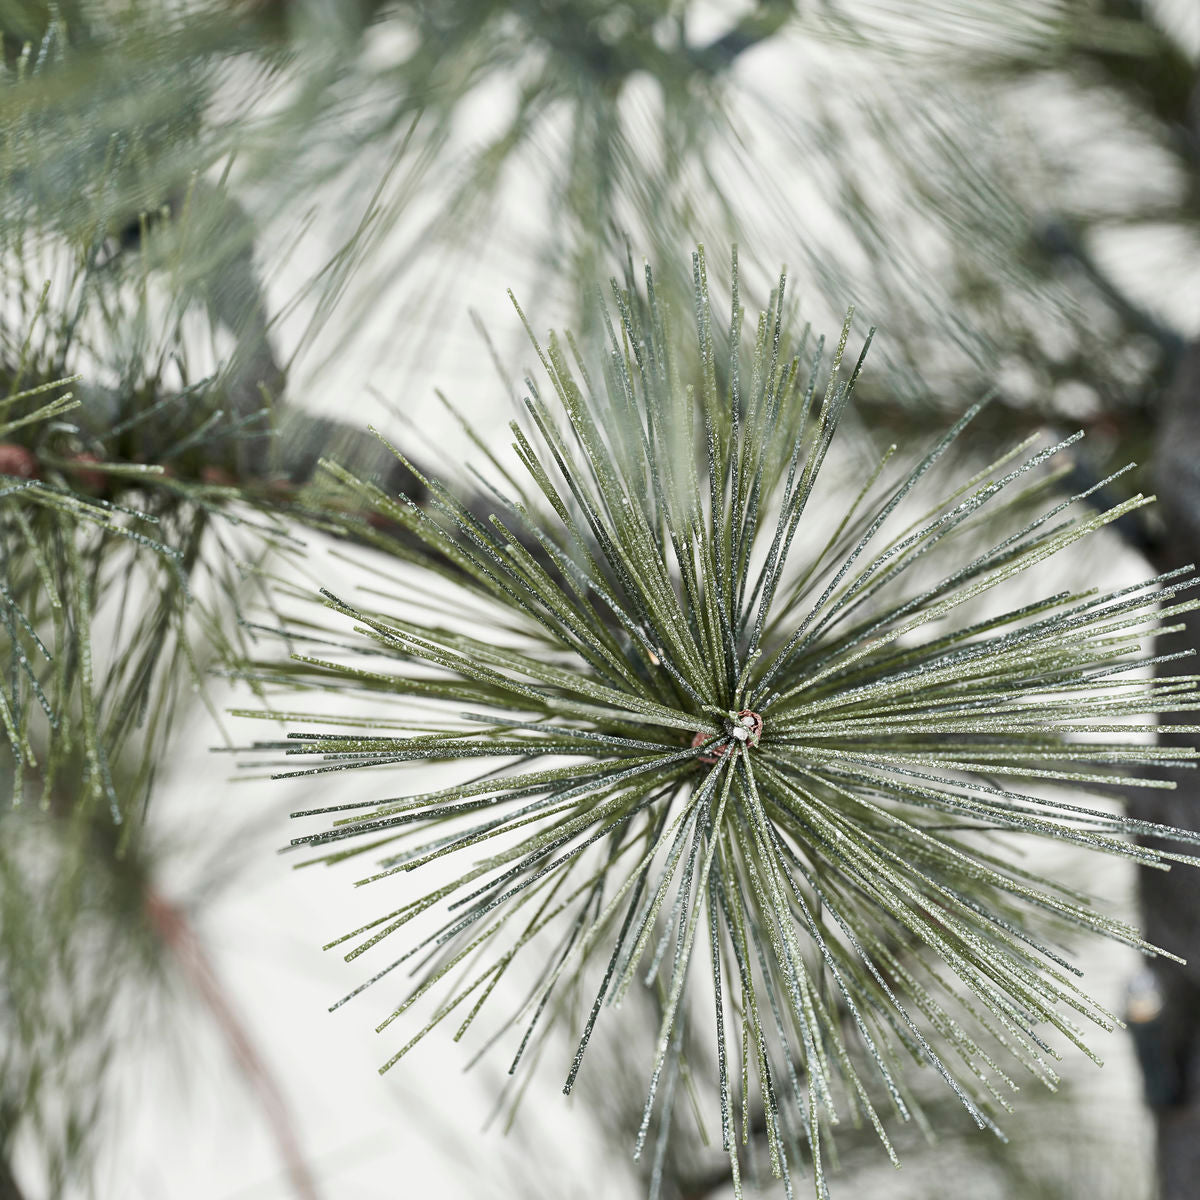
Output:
[{"xmin": 236, "ymin": 247, "xmax": 1200, "ymax": 1194}]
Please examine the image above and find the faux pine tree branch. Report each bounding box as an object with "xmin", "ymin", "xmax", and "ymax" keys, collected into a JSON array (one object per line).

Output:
[{"xmin": 239, "ymin": 248, "xmax": 1200, "ymax": 1196}]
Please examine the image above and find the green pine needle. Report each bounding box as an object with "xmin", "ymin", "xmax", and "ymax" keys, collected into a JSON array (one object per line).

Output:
[
  {"xmin": 0, "ymin": 188, "xmax": 296, "ymax": 819},
  {"xmin": 240, "ymin": 247, "xmax": 1200, "ymax": 1195}
]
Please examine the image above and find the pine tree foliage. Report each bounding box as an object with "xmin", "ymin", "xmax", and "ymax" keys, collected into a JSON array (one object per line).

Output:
[
  {"xmin": 0, "ymin": 201, "xmax": 294, "ymax": 816},
  {"xmin": 240, "ymin": 248, "xmax": 1200, "ymax": 1196},
  {"xmin": 0, "ymin": 1, "xmax": 790, "ymax": 288},
  {"xmin": 0, "ymin": 55, "xmax": 307, "ymax": 1179},
  {"xmin": 0, "ymin": 782, "xmax": 175, "ymax": 1195},
  {"xmin": 0, "ymin": 0, "xmax": 1194, "ymax": 1194},
  {"xmin": 6, "ymin": 0, "xmax": 1184, "ymax": 428},
  {"xmin": 817, "ymin": 0, "xmax": 1197, "ymax": 430}
]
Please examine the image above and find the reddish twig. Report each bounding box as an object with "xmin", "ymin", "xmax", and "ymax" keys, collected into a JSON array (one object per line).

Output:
[{"xmin": 144, "ymin": 890, "xmax": 322, "ymax": 1200}]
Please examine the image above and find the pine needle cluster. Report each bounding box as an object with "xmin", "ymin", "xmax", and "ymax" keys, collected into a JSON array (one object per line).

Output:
[{"xmin": 238, "ymin": 246, "xmax": 1200, "ymax": 1195}]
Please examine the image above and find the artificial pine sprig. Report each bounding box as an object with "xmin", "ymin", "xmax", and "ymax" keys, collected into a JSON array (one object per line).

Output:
[{"xmin": 242, "ymin": 248, "xmax": 1200, "ymax": 1196}]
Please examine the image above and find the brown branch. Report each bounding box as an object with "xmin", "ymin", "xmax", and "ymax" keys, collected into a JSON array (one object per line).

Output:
[{"xmin": 144, "ymin": 889, "xmax": 322, "ymax": 1200}]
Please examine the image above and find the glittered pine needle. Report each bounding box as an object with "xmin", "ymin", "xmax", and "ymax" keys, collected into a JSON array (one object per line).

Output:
[{"xmin": 240, "ymin": 248, "xmax": 1200, "ymax": 1197}]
